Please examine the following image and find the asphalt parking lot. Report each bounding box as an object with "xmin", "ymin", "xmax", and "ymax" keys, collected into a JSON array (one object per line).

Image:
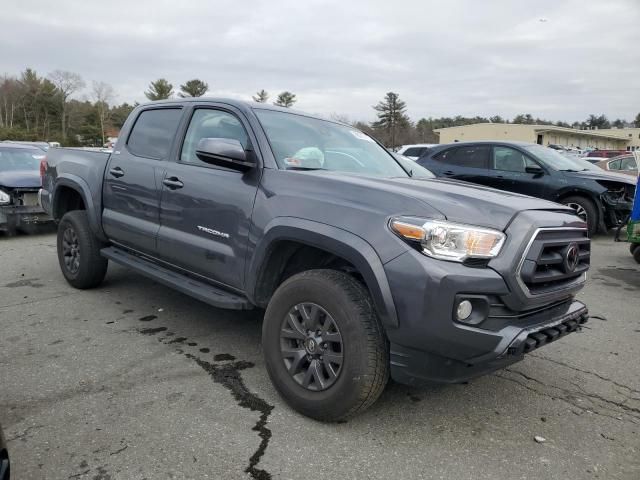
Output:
[{"xmin": 0, "ymin": 231, "xmax": 638, "ymax": 480}]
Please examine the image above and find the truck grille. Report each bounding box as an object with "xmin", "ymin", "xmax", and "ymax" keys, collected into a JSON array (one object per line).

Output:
[{"xmin": 519, "ymin": 228, "xmax": 590, "ymax": 295}]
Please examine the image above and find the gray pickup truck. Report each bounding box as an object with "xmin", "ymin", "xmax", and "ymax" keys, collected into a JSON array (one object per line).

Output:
[{"xmin": 41, "ymin": 99, "xmax": 590, "ymax": 421}]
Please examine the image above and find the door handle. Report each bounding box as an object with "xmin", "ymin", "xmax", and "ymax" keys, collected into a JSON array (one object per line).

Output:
[
  {"xmin": 163, "ymin": 177, "xmax": 184, "ymax": 189},
  {"xmin": 443, "ymin": 170, "xmax": 455, "ymax": 176},
  {"xmin": 109, "ymin": 167, "xmax": 125, "ymax": 178}
]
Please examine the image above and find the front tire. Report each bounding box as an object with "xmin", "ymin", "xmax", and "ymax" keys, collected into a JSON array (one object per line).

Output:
[
  {"xmin": 262, "ymin": 269, "xmax": 389, "ymax": 421},
  {"xmin": 57, "ymin": 210, "xmax": 108, "ymax": 289},
  {"xmin": 633, "ymin": 244, "xmax": 640, "ymax": 264},
  {"xmin": 563, "ymin": 195, "xmax": 598, "ymax": 236}
]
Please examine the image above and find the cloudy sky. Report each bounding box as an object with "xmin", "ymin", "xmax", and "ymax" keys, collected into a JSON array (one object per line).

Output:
[{"xmin": 2, "ymin": 0, "xmax": 639, "ymax": 122}]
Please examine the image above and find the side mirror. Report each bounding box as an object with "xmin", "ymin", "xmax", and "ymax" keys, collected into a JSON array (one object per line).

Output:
[
  {"xmin": 195, "ymin": 138, "xmax": 255, "ymax": 172},
  {"xmin": 525, "ymin": 165, "xmax": 544, "ymax": 175}
]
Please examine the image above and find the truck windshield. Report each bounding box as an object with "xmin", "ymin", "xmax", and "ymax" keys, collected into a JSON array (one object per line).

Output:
[
  {"xmin": 524, "ymin": 145, "xmax": 589, "ymax": 171},
  {"xmin": 255, "ymin": 109, "xmax": 408, "ymax": 177}
]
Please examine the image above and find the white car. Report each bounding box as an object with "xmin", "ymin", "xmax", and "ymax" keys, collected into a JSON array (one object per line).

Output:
[{"xmin": 396, "ymin": 143, "xmax": 437, "ymax": 160}]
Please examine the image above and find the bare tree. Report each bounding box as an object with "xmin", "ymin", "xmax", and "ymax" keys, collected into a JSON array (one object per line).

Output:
[
  {"xmin": 92, "ymin": 81, "xmax": 115, "ymax": 146},
  {"xmin": 48, "ymin": 70, "xmax": 85, "ymax": 139}
]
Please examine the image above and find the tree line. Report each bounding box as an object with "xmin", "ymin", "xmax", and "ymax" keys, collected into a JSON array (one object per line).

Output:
[
  {"xmin": 1, "ymin": 68, "xmax": 638, "ymax": 148},
  {"xmin": 363, "ymin": 92, "xmax": 640, "ymax": 149}
]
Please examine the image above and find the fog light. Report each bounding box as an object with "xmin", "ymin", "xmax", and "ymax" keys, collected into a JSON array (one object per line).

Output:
[{"xmin": 456, "ymin": 300, "xmax": 473, "ymax": 321}]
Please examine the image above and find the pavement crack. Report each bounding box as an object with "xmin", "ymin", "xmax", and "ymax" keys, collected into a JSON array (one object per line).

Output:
[
  {"xmin": 6, "ymin": 424, "xmax": 45, "ymax": 442},
  {"xmin": 498, "ymin": 369, "xmax": 640, "ymax": 423},
  {"xmin": 68, "ymin": 469, "xmax": 91, "ymax": 479},
  {"xmin": 495, "ymin": 373, "xmax": 635, "ymax": 424},
  {"xmin": 109, "ymin": 444, "xmax": 128, "ymax": 456},
  {"xmin": 186, "ymin": 354, "xmax": 274, "ymax": 480},
  {"xmin": 530, "ymin": 353, "xmax": 640, "ymax": 395}
]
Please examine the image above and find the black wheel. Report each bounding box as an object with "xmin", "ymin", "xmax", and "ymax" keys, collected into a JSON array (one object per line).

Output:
[
  {"xmin": 634, "ymin": 245, "xmax": 640, "ymax": 264},
  {"xmin": 57, "ymin": 210, "xmax": 108, "ymax": 289},
  {"xmin": 263, "ymin": 269, "xmax": 389, "ymax": 421},
  {"xmin": 630, "ymin": 243, "xmax": 639, "ymax": 255},
  {"xmin": 562, "ymin": 196, "xmax": 598, "ymax": 236}
]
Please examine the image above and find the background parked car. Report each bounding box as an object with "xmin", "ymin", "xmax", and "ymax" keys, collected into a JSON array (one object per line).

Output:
[
  {"xmin": 416, "ymin": 141, "xmax": 636, "ymax": 235},
  {"xmin": 396, "ymin": 143, "xmax": 437, "ymax": 160},
  {"xmin": 586, "ymin": 150, "xmax": 627, "ymax": 159},
  {"xmin": 597, "ymin": 154, "xmax": 638, "ymax": 177},
  {"xmin": 0, "ymin": 143, "xmax": 52, "ymax": 235},
  {"xmin": 2, "ymin": 140, "xmax": 50, "ymax": 151},
  {"xmin": 583, "ymin": 157, "xmax": 607, "ymax": 164},
  {"xmin": 392, "ymin": 153, "xmax": 435, "ymax": 178}
]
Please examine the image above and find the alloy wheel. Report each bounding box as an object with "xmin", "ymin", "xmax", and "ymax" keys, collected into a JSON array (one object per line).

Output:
[
  {"xmin": 62, "ymin": 227, "xmax": 81, "ymax": 274},
  {"xmin": 279, "ymin": 302, "xmax": 344, "ymax": 391},
  {"xmin": 565, "ymin": 202, "xmax": 587, "ymax": 222}
]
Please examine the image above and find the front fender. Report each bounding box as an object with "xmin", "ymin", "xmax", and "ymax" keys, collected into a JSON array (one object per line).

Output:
[
  {"xmin": 246, "ymin": 217, "xmax": 399, "ymax": 328},
  {"xmin": 53, "ymin": 174, "xmax": 106, "ymax": 241}
]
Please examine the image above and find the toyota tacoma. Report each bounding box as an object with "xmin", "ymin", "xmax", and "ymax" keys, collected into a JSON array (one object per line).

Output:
[{"xmin": 40, "ymin": 99, "xmax": 590, "ymax": 421}]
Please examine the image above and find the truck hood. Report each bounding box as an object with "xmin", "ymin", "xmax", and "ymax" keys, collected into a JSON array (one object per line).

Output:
[
  {"xmin": 318, "ymin": 172, "xmax": 574, "ymax": 231},
  {"xmin": 0, "ymin": 170, "xmax": 41, "ymax": 189}
]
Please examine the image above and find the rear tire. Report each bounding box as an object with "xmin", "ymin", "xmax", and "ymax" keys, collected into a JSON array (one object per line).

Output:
[
  {"xmin": 630, "ymin": 243, "xmax": 639, "ymax": 255},
  {"xmin": 262, "ymin": 269, "xmax": 389, "ymax": 421},
  {"xmin": 633, "ymin": 245, "xmax": 640, "ymax": 264},
  {"xmin": 562, "ymin": 195, "xmax": 598, "ymax": 236},
  {"xmin": 57, "ymin": 210, "xmax": 108, "ymax": 289}
]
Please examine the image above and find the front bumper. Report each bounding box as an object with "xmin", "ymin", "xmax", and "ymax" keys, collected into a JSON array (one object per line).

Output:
[
  {"xmin": 382, "ymin": 210, "xmax": 590, "ymax": 386},
  {"xmin": 389, "ymin": 300, "xmax": 588, "ymax": 385},
  {"xmin": 0, "ymin": 204, "xmax": 52, "ymax": 231}
]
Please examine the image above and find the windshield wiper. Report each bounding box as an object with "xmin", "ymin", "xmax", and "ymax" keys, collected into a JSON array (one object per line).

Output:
[
  {"xmin": 285, "ymin": 166, "xmax": 327, "ymax": 171},
  {"xmin": 559, "ymin": 169, "xmax": 580, "ymax": 172}
]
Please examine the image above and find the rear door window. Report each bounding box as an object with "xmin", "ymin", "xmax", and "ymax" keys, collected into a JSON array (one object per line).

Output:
[
  {"xmin": 436, "ymin": 145, "xmax": 489, "ymax": 168},
  {"xmin": 620, "ymin": 156, "xmax": 637, "ymax": 170},
  {"xmin": 127, "ymin": 108, "xmax": 183, "ymax": 160},
  {"xmin": 608, "ymin": 159, "xmax": 621, "ymax": 170}
]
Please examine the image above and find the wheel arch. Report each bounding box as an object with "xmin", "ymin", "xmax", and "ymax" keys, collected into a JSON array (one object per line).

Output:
[
  {"xmin": 246, "ymin": 218, "xmax": 399, "ymax": 328},
  {"xmin": 52, "ymin": 175, "xmax": 106, "ymax": 241}
]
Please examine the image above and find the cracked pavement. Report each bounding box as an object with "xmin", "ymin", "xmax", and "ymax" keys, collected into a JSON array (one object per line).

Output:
[{"xmin": 0, "ymin": 232, "xmax": 638, "ymax": 479}]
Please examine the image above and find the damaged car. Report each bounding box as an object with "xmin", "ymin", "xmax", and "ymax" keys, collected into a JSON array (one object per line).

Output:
[
  {"xmin": 0, "ymin": 143, "xmax": 52, "ymax": 235},
  {"xmin": 417, "ymin": 141, "xmax": 636, "ymax": 236}
]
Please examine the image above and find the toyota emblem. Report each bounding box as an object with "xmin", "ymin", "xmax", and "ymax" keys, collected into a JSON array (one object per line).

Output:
[{"xmin": 563, "ymin": 243, "xmax": 580, "ymax": 273}]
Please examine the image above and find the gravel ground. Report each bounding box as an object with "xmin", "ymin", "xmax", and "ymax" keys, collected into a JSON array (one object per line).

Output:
[{"xmin": 0, "ymin": 230, "xmax": 638, "ymax": 480}]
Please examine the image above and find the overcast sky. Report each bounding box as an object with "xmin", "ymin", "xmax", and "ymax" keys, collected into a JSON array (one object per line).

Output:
[{"xmin": 2, "ymin": 0, "xmax": 639, "ymax": 122}]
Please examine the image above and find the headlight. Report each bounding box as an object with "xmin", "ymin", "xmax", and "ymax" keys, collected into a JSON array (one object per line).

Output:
[
  {"xmin": 390, "ymin": 217, "xmax": 506, "ymax": 262},
  {"xmin": 0, "ymin": 189, "xmax": 10, "ymax": 205}
]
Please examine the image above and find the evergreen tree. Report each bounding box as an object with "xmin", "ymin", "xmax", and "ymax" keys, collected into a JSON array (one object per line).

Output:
[
  {"xmin": 274, "ymin": 91, "xmax": 296, "ymax": 108},
  {"xmin": 145, "ymin": 78, "xmax": 173, "ymax": 100},
  {"xmin": 252, "ymin": 89, "xmax": 269, "ymax": 103},
  {"xmin": 371, "ymin": 92, "xmax": 411, "ymax": 149},
  {"xmin": 178, "ymin": 79, "xmax": 208, "ymax": 97}
]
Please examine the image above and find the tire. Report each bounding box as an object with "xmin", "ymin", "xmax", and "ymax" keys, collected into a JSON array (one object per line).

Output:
[
  {"xmin": 57, "ymin": 210, "xmax": 108, "ymax": 289},
  {"xmin": 634, "ymin": 245, "xmax": 640, "ymax": 264},
  {"xmin": 262, "ymin": 269, "xmax": 389, "ymax": 421},
  {"xmin": 562, "ymin": 195, "xmax": 598, "ymax": 236},
  {"xmin": 630, "ymin": 243, "xmax": 639, "ymax": 255}
]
